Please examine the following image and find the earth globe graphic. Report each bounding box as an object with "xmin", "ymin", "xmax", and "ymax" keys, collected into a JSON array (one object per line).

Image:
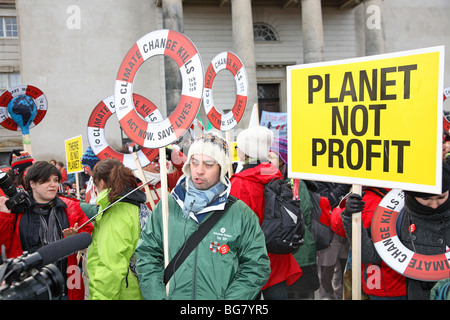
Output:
[{"xmin": 7, "ymin": 95, "xmax": 37, "ymax": 134}]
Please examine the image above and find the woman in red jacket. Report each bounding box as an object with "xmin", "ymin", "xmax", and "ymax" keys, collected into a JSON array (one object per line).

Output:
[
  {"xmin": 0, "ymin": 161, "xmax": 93, "ymax": 300},
  {"xmin": 331, "ymin": 186, "xmax": 407, "ymax": 299},
  {"xmin": 230, "ymin": 126, "xmax": 302, "ymax": 300}
]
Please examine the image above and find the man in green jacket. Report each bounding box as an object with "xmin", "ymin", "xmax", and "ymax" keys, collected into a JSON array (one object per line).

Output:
[{"xmin": 135, "ymin": 132, "xmax": 271, "ymax": 300}]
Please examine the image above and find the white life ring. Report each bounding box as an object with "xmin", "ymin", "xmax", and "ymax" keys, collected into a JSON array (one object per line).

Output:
[
  {"xmin": 203, "ymin": 52, "xmax": 248, "ymax": 131},
  {"xmin": 372, "ymin": 189, "xmax": 450, "ymax": 281},
  {"xmin": 114, "ymin": 29, "xmax": 203, "ymax": 148},
  {"xmin": 87, "ymin": 94, "xmax": 163, "ymax": 170},
  {"xmin": 0, "ymin": 85, "xmax": 47, "ymax": 131}
]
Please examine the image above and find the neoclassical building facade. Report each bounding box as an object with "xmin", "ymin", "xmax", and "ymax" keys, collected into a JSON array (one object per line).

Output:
[{"xmin": 0, "ymin": 0, "xmax": 448, "ymax": 164}]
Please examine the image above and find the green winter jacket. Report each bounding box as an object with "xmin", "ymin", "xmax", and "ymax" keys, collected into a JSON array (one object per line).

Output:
[
  {"xmin": 135, "ymin": 177, "xmax": 271, "ymax": 300},
  {"xmin": 86, "ymin": 188, "xmax": 144, "ymax": 300},
  {"xmin": 292, "ymin": 179, "xmax": 317, "ymax": 266}
]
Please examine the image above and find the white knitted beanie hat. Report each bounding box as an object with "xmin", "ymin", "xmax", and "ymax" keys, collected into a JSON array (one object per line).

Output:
[
  {"xmin": 182, "ymin": 131, "xmax": 229, "ymax": 185},
  {"xmin": 236, "ymin": 126, "xmax": 273, "ymax": 159}
]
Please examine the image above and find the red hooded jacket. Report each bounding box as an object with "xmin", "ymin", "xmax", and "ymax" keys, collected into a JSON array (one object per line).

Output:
[
  {"xmin": 331, "ymin": 187, "xmax": 407, "ymax": 297},
  {"xmin": 230, "ymin": 162, "xmax": 302, "ymax": 290}
]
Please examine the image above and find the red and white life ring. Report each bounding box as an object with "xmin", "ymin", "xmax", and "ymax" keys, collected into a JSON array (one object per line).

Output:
[
  {"xmin": 87, "ymin": 94, "xmax": 163, "ymax": 170},
  {"xmin": 114, "ymin": 29, "xmax": 203, "ymax": 148},
  {"xmin": 0, "ymin": 85, "xmax": 47, "ymax": 131},
  {"xmin": 203, "ymin": 52, "xmax": 248, "ymax": 131},
  {"xmin": 444, "ymin": 116, "xmax": 450, "ymax": 133},
  {"xmin": 372, "ymin": 189, "xmax": 450, "ymax": 281},
  {"xmin": 443, "ymin": 87, "xmax": 450, "ymax": 101},
  {"xmin": 443, "ymin": 87, "xmax": 450, "ymax": 133}
]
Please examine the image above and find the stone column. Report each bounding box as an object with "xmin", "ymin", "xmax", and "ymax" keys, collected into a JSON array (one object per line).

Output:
[
  {"xmin": 354, "ymin": 3, "xmax": 366, "ymax": 57},
  {"xmin": 301, "ymin": 0, "xmax": 324, "ymax": 63},
  {"xmin": 364, "ymin": 0, "xmax": 385, "ymax": 55},
  {"xmin": 162, "ymin": 0, "xmax": 184, "ymax": 115},
  {"xmin": 231, "ymin": 0, "xmax": 257, "ymax": 128}
]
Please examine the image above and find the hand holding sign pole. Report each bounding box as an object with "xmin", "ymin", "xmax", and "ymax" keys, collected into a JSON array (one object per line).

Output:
[{"xmin": 114, "ymin": 30, "xmax": 204, "ymax": 296}]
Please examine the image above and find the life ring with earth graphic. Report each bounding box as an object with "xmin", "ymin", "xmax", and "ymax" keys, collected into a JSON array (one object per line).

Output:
[{"xmin": 0, "ymin": 85, "xmax": 47, "ymax": 131}]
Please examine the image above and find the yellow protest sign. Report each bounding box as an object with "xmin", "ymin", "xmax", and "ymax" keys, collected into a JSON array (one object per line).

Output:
[
  {"xmin": 64, "ymin": 135, "xmax": 83, "ymax": 173},
  {"xmin": 231, "ymin": 141, "xmax": 239, "ymax": 162},
  {"xmin": 287, "ymin": 46, "xmax": 444, "ymax": 194}
]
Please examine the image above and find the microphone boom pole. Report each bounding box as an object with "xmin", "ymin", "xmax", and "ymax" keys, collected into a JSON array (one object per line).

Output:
[{"xmin": 75, "ymin": 179, "xmax": 153, "ymax": 232}]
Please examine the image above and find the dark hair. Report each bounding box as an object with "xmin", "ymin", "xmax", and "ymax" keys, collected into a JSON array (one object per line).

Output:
[
  {"xmin": 24, "ymin": 161, "xmax": 62, "ymax": 192},
  {"xmin": 92, "ymin": 159, "xmax": 138, "ymax": 203},
  {"xmin": 12, "ymin": 171, "xmax": 26, "ymax": 188}
]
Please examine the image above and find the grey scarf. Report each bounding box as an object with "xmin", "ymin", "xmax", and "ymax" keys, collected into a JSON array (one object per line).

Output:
[
  {"xmin": 34, "ymin": 202, "xmax": 62, "ymax": 245},
  {"xmin": 182, "ymin": 178, "xmax": 226, "ymax": 219}
]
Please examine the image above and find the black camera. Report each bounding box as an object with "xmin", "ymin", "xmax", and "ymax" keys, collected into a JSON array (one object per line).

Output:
[
  {"xmin": 0, "ymin": 232, "xmax": 92, "ymax": 300},
  {"xmin": 0, "ymin": 244, "xmax": 65, "ymax": 300},
  {"xmin": 0, "ymin": 171, "xmax": 32, "ymax": 211},
  {"xmin": 0, "ymin": 263, "xmax": 64, "ymax": 300}
]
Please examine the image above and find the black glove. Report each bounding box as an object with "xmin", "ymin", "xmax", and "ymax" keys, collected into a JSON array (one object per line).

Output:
[
  {"xmin": 165, "ymin": 147, "xmax": 173, "ymax": 161},
  {"xmin": 342, "ymin": 193, "xmax": 365, "ymax": 216}
]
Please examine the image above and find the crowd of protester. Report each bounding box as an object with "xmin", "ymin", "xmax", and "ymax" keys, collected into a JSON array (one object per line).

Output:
[{"xmin": 0, "ymin": 127, "xmax": 449, "ymax": 300}]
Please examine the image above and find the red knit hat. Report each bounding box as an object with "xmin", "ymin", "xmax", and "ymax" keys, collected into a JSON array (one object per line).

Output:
[{"xmin": 10, "ymin": 151, "xmax": 34, "ymax": 176}]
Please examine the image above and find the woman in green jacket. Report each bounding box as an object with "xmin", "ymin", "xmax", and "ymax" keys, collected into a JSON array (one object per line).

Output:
[{"xmin": 87, "ymin": 159, "xmax": 146, "ymax": 300}]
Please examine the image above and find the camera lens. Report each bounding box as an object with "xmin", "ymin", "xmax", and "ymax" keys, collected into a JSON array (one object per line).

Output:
[
  {"xmin": 0, "ymin": 264, "xmax": 65, "ymax": 300},
  {"xmin": 0, "ymin": 172, "xmax": 18, "ymax": 198}
]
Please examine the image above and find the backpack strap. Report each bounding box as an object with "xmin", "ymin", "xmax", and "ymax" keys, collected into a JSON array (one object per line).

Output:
[
  {"xmin": 163, "ymin": 195, "xmax": 237, "ymax": 285},
  {"xmin": 396, "ymin": 208, "xmax": 405, "ymax": 235}
]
